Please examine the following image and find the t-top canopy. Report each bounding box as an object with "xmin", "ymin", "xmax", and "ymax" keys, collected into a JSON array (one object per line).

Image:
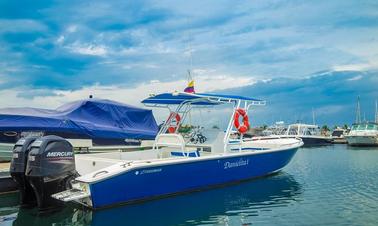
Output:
[{"xmin": 141, "ymin": 92, "xmax": 265, "ymax": 106}]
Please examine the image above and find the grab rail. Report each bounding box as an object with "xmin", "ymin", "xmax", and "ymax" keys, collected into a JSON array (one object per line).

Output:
[{"xmin": 92, "ymin": 170, "xmax": 109, "ymax": 178}]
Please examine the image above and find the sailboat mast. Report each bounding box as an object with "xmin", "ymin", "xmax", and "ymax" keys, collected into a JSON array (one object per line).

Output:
[{"xmin": 355, "ymin": 96, "xmax": 361, "ymax": 124}]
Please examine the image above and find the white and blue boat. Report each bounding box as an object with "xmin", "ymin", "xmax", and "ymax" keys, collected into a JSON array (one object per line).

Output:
[{"xmin": 53, "ymin": 92, "xmax": 303, "ymax": 209}]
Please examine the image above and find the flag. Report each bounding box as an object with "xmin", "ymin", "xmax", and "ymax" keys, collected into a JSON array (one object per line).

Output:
[{"xmin": 184, "ymin": 80, "xmax": 195, "ymax": 93}]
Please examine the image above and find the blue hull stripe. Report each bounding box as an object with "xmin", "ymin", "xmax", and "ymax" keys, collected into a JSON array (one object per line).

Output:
[{"xmin": 89, "ymin": 148, "xmax": 298, "ymax": 208}]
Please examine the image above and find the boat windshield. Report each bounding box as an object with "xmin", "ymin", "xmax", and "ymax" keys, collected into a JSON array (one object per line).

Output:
[
  {"xmin": 357, "ymin": 125, "xmax": 366, "ymax": 130},
  {"xmin": 351, "ymin": 123, "xmax": 378, "ymax": 131},
  {"xmin": 367, "ymin": 124, "xmax": 378, "ymax": 130},
  {"xmin": 287, "ymin": 124, "xmax": 320, "ymax": 136}
]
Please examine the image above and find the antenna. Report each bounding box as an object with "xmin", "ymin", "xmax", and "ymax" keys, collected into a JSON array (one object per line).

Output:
[
  {"xmin": 375, "ymin": 99, "xmax": 377, "ymax": 123},
  {"xmin": 355, "ymin": 96, "xmax": 361, "ymax": 124},
  {"xmin": 187, "ymin": 69, "xmax": 192, "ymax": 83},
  {"xmin": 312, "ymin": 108, "xmax": 316, "ymax": 125},
  {"xmin": 186, "ymin": 29, "xmax": 194, "ymax": 83}
]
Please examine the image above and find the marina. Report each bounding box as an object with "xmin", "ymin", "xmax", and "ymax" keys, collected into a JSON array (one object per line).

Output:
[
  {"xmin": 1, "ymin": 144, "xmax": 377, "ymax": 225},
  {"xmin": 0, "ymin": 0, "xmax": 377, "ymax": 225}
]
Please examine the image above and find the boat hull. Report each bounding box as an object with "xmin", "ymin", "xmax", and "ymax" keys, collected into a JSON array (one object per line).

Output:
[
  {"xmin": 345, "ymin": 135, "xmax": 378, "ymax": 146},
  {"xmin": 265, "ymin": 135, "xmax": 332, "ymax": 147},
  {"xmin": 88, "ymin": 147, "xmax": 298, "ymax": 209},
  {"xmin": 300, "ymin": 136, "xmax": 332, "ymax": 146}
]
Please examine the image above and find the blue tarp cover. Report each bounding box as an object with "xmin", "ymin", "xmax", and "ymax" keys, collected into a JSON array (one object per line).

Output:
[{"xmin": 0, "ymin": 99, "xmax": 158, "ymax": 139}]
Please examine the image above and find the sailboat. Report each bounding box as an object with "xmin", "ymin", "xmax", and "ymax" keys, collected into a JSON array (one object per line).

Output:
[{"xmin": 345, "ymin": 97, "xmax": 378, "ymax": 146}]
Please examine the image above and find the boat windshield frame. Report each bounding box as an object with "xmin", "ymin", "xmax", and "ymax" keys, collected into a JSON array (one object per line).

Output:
[
  {"xmin": 286, "ymin": 123, "xmax": 321, "ymax": 136},
  {"xmin": 142, "ymin": 92, "xmax": 266, "ymax": 153}
]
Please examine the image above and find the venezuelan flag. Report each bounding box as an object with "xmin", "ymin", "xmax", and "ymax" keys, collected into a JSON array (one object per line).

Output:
[{"xmin": 184, "ymin": 80, "xmax": 195, "ymax": 93}]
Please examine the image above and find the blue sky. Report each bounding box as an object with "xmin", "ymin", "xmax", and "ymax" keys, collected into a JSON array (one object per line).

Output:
[{"xmin": 0, "ymin": 0, "xmax": 377, "ymax": 126}]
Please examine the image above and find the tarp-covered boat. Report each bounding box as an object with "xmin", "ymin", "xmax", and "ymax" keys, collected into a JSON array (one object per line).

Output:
[{"xmin": 0, "ymin": 98, "xmax": 158, "ymax": 147}]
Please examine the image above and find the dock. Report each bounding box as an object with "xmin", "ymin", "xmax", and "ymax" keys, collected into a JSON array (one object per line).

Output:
[
  {"xmin": 0, "ymin": 162, "xmax": 17, "ymax": 194},
  {"xmin": 0, "ymin": 162, "xmax": 10, "ymax": 169}
]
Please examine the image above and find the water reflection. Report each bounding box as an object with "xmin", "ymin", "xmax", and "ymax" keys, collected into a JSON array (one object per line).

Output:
[
  {"xmin": 93, "ymin": 173, "xmax": 302, "ymax": 226},
  {"xmin": 1, "ymin": 173, "xmax": 302, "ymax": 226},
  {"xmin": 346, "ymin": 145, "xmax": 378, "ymax": 151}
]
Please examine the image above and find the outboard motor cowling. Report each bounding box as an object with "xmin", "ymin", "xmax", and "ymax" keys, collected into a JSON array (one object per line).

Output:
[
  {"xmin": 25, "ymin": 135, "xmax": 76, "ymax": 210},
  {"xmin": 10, "ymin": 136, "xmax": 38, "ymax": 206}
]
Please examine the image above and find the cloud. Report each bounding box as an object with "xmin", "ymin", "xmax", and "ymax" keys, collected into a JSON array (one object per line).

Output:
[
  {"xmin": 66, "ymin": 42, "xmax": 108, "ymax": 56},
  {"xmin": 1, "ymin": 0, "xmax": 377, "ymax": 92},
  {"xmin": 0, "ymin": 70, "xmax": 377, "ymax": 128},
  {"xmin": 0, "ymin": 73, "xmax": 254, "ymax": 126},
  {"xmin": 221, "ymin": 70, "xmax": 378, "ymax": 126},
  {"xmin": 0, "ymin": 19, "xmax": 48, "ymax": 33},
  {"xmin": 333, "ymin": 63, "xmax": 378, "ymax": 72},
  {"xmin": 0, "ymin": 72, "xmax": 254, "ymax": 106},
  {"xmin": 0, "ymin": 0, "xmax": 377, "ymax": 126},
  {"xmin": 347, "ymin": 75, "xmax": 363, "ymax": 81}
]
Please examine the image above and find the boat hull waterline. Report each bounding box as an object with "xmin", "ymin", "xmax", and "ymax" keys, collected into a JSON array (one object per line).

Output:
[
  {"xmin": 345, "ymin": 135, "xmax": 378, "ymax": 146},
  {"xmin": 300, "ymin": 137, "xmax": 332, "ymax": 146},
  {"xmin": 83, "ymin": 147, "xmax": 298, "ymax": 209}
]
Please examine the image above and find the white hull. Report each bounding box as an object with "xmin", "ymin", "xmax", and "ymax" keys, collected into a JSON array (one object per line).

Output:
[{"xmin": 345, "ymin": 135, "xmax": 378, "ymax": 146}]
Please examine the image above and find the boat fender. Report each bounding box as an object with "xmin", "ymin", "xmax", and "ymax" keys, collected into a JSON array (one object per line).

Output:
[
  {"xmin": 233, "ymin": 108, "xmax": 250, "ymax": 134},
  {"xmin": 167, "ymin": 112, "xmax": 181, "ymax": 133}
]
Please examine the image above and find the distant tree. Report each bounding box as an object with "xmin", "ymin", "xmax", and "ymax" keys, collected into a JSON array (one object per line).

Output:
[
  {"xmin": 343, "ymin": 124, "xmax": 349, "ymax": 130},
  {"xmin": 261, "ymin": 124, "xmax": 268, "ymax": 130},
  {"xmin": 321, "ymin": 125, "xmax": 330, "ymax": 136},
  {"xmin": 322, "ymin": 125, "xmax": 330, "ymax": 131}
]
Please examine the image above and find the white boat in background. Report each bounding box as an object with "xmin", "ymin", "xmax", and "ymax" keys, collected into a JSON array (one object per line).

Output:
[
  {"xmin": 263, "ymin": 123, "xmax": 332, "ymax": 146},
  {"xmin": 285, "ymin": 123, "xmax": 332, "ymax": 146},
  {"xmin": 345, "ymin": 122, "xmax": 378, "ymax": 146},
  {"xmin": 262, "ymin": 121, "xmax": 287, "ymax": 136},
  {"xmin": 331, "ymin": 127, "xmax": 348, "ymax": 144},
  {"xmin": 345, "ymin": 97, "xmax": 378, "ymax": 146}
]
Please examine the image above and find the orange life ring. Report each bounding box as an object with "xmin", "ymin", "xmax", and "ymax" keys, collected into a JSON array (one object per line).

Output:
[
  {"xmin": 233, "ymin": 108, "xmax": 250, "ymax": 134},
  {"xmin": 167, "ymin": 112, "xmax": 181, "ymax": 133}
]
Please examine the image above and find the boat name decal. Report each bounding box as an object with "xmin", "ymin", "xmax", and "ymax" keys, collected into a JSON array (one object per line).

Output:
[
  {"xmin": 136, "ymin": 168, "xmax": 162, "ymax": 175},
  {"xmin": 224, "ymin": 158, "xmax": 249, "ymax": 169}
]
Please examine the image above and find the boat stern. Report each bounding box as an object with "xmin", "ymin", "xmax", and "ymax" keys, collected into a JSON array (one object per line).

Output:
[{"xmin": 52, "ymin": 180, "xmax": 93, "ymax": 208}]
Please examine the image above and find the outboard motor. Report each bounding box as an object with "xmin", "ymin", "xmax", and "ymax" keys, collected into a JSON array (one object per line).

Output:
[
  {"xmin": 25, "ymin": 135, "xmax": 76, "ymax": 210},
  {"xmin": 10, "ymin": 136, "xmax": 38, "ymax": 206}
]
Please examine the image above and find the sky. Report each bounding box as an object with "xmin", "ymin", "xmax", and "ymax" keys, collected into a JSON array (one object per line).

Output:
[{"xmin": 0, "ymin": 0, "xmax": 377, "ymax": 126}]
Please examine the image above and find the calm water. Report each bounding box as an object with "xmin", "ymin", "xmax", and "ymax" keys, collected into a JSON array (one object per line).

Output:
[{"xmin": 1, "ymin": 145, "xmax": 377, "ymax": 226}]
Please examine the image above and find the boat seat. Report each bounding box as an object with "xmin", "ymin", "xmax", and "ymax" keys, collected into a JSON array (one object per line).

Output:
[
  {"xmin": 154, "ymin": 134, "xmax": 185, "ymax": 151},
  {"xmin": 171, "ymin": 149, "xmax": 200, "ymax": 157},
  {"xmin": 186, "ymin": 129, "xmax": 225, "ymax": 153}
]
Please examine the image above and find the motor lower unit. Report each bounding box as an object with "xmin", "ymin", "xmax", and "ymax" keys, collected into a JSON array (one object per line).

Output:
[
  {"xmin": 12, "ymin": 135, "xmax": 77, "ymax": 210},
  {"xmin": 10, "ymin": 136, "xmax": 38, "ymax": 206}
]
